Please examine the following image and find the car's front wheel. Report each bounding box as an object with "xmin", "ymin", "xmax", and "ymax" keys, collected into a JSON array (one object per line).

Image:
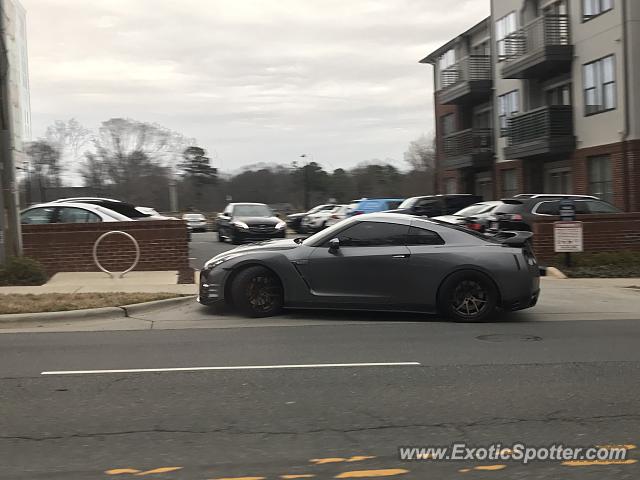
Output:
[
  {"xmin": 438, "ymin": 271, "xmax": 498, "ymax": 323},
  {"xmin": 231, "ymin": 266, "xmax": 284, "ymax": 317}
]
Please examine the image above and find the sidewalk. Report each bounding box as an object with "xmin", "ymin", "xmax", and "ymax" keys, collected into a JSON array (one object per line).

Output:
[{"xmin": 0, "ymin": 271, "xmax": 197, "ymax": 295}]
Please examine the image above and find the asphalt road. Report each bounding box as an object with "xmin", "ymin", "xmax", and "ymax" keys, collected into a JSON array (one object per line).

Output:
[{"xmin": 2, "ymin": 317, "xmax": 640, "ymax": 479}]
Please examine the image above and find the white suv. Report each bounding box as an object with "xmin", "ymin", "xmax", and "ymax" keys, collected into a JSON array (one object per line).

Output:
[{"xmin": 301, "ymin": 205, "xmax": 345, "ymax": 232}]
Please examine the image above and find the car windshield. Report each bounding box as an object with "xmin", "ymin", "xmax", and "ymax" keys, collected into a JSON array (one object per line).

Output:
[
  {"xmin": 455, "ymin": 203, "xmax": 498, "ymax": 216},
  {"xmin": 233, "ymin": 205, "xmax": 272, "ymax": 217},
  {"xmin": 398, "ymin": 197, "xmax": 418, "ymax": 209}
]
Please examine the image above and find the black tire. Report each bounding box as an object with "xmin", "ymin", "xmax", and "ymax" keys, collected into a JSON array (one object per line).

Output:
[
  {"xmin": 231, "ymin": 232, "xmax": 242, "ymax": 245},
  {"xmin": 218, "ymin": 231, "xmax": 225, "ymax": 243},
  {"xmin": 230, "ymin": 266, "xmax": 284, "ymax": 318},
  {"xmin": 438, "ymin": 271, "xmax": 498, "ymax": 323}
]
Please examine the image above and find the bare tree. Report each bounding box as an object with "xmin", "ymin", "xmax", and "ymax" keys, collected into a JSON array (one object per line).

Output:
[
  {"xmin": 45, "ymin": 119, "xmax": 92, "ymax": 172},
  {"xmin": 404, "ymin": 135, "xmax": 436, "ymax": 172},
  {"xmin": 25, "ymin": 141, "xmax": 62, "ymax": 202}
]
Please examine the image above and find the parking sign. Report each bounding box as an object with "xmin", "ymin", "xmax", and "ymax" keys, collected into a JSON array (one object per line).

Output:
[{"xmin": 554, "ymin": 222, "xmax": 584, "ymax": 253}]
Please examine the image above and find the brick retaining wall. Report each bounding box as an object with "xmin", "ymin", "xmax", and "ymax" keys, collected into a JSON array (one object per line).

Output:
[
  {"xmin": 22, "ymin": 221, "xmax": 193, "ymax": 284},
  {"xmin": 532, "ymin": 213, "xmax": 640, "ymax": 261}
]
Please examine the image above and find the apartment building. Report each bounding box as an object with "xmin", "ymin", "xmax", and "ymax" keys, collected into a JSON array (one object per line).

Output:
[{"xmin": 421, "ymin": 0, "xmax": 640, "ymax": 212}]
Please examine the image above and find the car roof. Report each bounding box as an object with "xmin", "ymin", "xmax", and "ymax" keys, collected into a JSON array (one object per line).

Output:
[
  {"xmin": 230, "ymin": 202, "xmax": 268, "ymax": 206},
  {"xmin": 23, "ymin": 202, "xmax": 132, "ymax": 220},
  {"xmin": 52, "ymin": 197, "xmax": 123, "ymax": 203},
  {"xmin": 513, "ymin": 194, "xmax": 598, "ymax": 199}
]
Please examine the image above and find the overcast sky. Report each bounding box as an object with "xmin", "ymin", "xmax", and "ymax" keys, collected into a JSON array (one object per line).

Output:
[{"xmin": 23, "ymin": 0, "xmax": 488, "ymax": 173}]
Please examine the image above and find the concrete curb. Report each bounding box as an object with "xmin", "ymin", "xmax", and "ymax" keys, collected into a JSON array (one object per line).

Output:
[
  {"xmin": 0, "ymin": 296, "xmax": 196, "ymax": 324},
  {"xmin": 120, "ymin": 296, "xmax": 196, "ymax": 317},
  {"xmin": 546, "ymin": 267, "xmax": 568, "ymax": 279}
]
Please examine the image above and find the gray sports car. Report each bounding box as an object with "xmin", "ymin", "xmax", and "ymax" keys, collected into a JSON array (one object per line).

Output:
[{"xmin": 199, "ymin": 213, "xmax": 540, "ymax": 322}]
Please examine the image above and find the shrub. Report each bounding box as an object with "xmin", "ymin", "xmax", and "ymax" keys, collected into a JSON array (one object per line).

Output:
[{"xmin": 0, "ymin": 257, "xmax": 48, "ymax": 286}]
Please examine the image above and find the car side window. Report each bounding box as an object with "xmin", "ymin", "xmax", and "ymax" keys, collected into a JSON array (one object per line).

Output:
[
  {"xmin": 585, "ymin": 200, "xmax": 620, "ymax": 214},
  {"xmin": 21, "ymin": 207, "xmax": 55, "ymax": 224},
  {"xmin": 535, "ymin": 201, "xmax": 560, "ymax": 215},
  {"xmin": 406, "ymin": 226, "xmax": 445, "ymax": 246},
  {"xmin": 329, "ymin": 221, "xmax": 408, "ymax": 247},
  {"xmin": 387, "ymin": 200, "xmax": 403, "ymax": 210},
  {"xmin": 57, "ymin": 207, "xmax": 101, "ymax": 223}
]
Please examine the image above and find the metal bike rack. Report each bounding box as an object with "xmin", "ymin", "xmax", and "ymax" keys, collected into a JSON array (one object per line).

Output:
[{"xmin": 92, "ymin": 231, "xmax": 141, "ymax": 279}]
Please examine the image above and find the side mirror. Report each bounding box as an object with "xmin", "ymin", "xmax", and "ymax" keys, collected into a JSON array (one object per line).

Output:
[{"xmin": 328, "ymin": 238, "xmax": 340, "ymax": 252}]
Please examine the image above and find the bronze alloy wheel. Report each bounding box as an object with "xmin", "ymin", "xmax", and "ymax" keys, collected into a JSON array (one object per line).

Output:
[{"xmin": 451, "ymin": 279, "xmax": 490, "ymax": 319}]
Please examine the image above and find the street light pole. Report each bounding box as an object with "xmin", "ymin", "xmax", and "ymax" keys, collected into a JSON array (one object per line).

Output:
[{"xmin": 0, "ymin": 2, "xmax": 22, "ymax": 260}]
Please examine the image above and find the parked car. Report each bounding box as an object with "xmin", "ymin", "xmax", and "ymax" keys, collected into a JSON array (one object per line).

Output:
[
  {"xmin": 199, "ymin": 213, "xmax": 540, "ymax": 322},
  {"xmin": 182, "ymin": 213, "xmax": 208, "ymax": 232},
  {"xmin": 301, "ymin": 204, "xmax": 346, "ymax": 232},
  {"xmin": 347, "ymin": 198, "xmax": 405, "ymax": 216},
  {"xmin": 217, "ymin": 202, "xmax": 287, "ymax": 244},
  {"xmin": 433, "ymin": 201, "xmax": 504, "ymax": 233},
  {"xmin": 21, "ymin": 202, "xmax": 132, "ymax": 224},
  {"xmin": 391, "ymin": 194, "xmax": 483, "ymax": 218},
  {"xmin": 325, "ymin": 204, "xmax": 352, "ymax": 228},
  {"xmin": 51, "ymin": 198, "xmax": 174, "ymax": 221},
  {"xmin": 286, "ymin": 204, "xmax": 337, "ymax": 233},
  {"xmin": 486, "ymin": 195, "xmax": 621, "ymax": 233}
]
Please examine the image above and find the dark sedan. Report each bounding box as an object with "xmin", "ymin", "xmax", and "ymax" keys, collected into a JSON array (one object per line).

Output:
[
  {"xmin": 200, "ymin": 213, "xmax": 540, "ymax": 322},
  {"xmin": 217, "ymin": 203, "xmax": 287, "ymax": 244}
]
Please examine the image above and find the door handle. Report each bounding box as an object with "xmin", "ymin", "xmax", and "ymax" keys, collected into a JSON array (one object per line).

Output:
[{"xmin": 392, "ymin": 254, "xmax": 410, "ymax": 259}]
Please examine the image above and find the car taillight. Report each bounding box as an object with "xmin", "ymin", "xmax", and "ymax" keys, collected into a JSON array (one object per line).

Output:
[
  {"xmin": 352, "ymin": 211, "xmax": 364, "ymax": 216},
  {"xmin": 510, "ymin": 213, "xmax": 524, "ymax": 221},
  {"xmin": 331, "ymin": 214, "xmax": 339, "ymax": 219},
  {"xmin": 467, "ymin": 223, "xmax": 483, "ymax": 231}
]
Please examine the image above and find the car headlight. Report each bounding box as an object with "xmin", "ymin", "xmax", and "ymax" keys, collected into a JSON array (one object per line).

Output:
[
  {"xmin": 275, "ymin": 221, "xmax": 287, "ymax": 229},
  {"xmin": 232, "ymin": 221, "xmax": 249, "ymax": 229},
  {"xmin": 204, "ymin": 252, "xmax": 247, "ymax": 270}
]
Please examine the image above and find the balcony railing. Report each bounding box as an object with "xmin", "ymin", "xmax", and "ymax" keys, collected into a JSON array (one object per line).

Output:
[
  {"xmin": 501, "ymin": 15, "xmax": 572, "ymax": 79},
  {"xmin": 441, "ymin": 56, "xmax": 492, "ymax": 89},
  {"xmin": 505, "ymin": 105, "xmax": 575, "ymax": 158},
  {"xmin": 443, "ymin": 128, "xmax": 493, "ymax": 168},
  {"xmin": 504, "ymin": 15, "xmax": 570, "ymax": 60},
  {"xmin": 439, "ymin": 56, "xmax": 492, "ymax": 105}
]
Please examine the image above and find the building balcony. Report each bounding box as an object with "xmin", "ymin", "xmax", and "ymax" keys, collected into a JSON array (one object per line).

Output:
[
  {"xmin": 439, "ymin": 56, "xmax": 493, "ymax": 105},
  {"xmin": 504, "ymin": 105, "xmax": 575, "ymax": 159},
  {"xmin": 442, "ymin": 128, "xmax": 494, "ymax": 169},
  {"xmin": 501, "ymin": 15, "xmax": 573, "ymax": 80}
]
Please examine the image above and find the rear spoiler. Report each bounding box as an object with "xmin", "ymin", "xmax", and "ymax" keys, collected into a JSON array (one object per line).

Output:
[{"xmin": 492, "ymin": 231, "xmax": 534, "ymax": 248}]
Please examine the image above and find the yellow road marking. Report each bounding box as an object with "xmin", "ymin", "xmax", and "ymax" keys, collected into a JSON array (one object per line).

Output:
[
  {"xmin": 105, "ymin": 469, "xmax": 141, "ymax": 475},
  {"xmin": 473, "ymin": 465, "xmax": 507, "ymax": 471},
  {"xmin": 135, "ymin": 467, "xmax": 183, "ymax": 476},
  {"xmin": 311, "ymin": 456, "xmax": 376, "ymax": 465},
  {"xmin": 563, "ymin": 459, "xmax": 638, "ymax": 467},
  {"xmin": 596, "ymin": 444, "xmax": 637, "ymax": 450},
  {"xmin": 335, "ymin": 469, "xmax": 409, "ymax": 478},
  {"xmin": 281, "ymin": 475, "xmax": 316, "ymax": 479}
]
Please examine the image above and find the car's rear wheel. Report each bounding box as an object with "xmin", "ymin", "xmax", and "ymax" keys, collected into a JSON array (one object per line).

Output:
[
  {"xmin": 231, "ymin": 266, "xmax": 284, "ymax": 317},
  {"xmin": 217, "ymin": 230, "xmax": 225, "ymax": 242},
  {"xmin": 438, "ymin": 271, "xmax": 498, "ymax": 323}
]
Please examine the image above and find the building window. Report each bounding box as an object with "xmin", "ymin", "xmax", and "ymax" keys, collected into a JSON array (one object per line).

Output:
[
  {"xmin": 545, "ymin": 169, "xmax": 572, "ymax": 194},
  {"xmin": 502, "ymin": 169, "xmax": 518, "ymax": 198},
  {"xmin": 588, "ymin": 155, "xmax": 613, "ymax": 203},
  {"xmin": 498, "ymin": 90, "xmax": 520, "ymax": 136},
  {"xmin": 444, "ymin": 178, "xmax": 457, "ymax": 194},
  {"xmin": 584, "ymin": 55, "xmax": 616, "ymax": 115},
  {"xmin": 546, "ymin": 84, "xmax": 572, "ymax": 106},
  {"xmin": 439, "ymin": 49, "xmax": 456, "ymax": 71},
  {"xmin": 583, "ymin": 0, "xmax": 613, "ymax": 21},
  {"xmin": 441, "ymin": 113, "xmax": 456, "ymax": 137},
  {"xmin": 496, "ymin": 11, "xmax": 517, "ymax": 60}
]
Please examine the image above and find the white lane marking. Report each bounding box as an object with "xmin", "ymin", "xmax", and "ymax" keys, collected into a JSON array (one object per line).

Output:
[{"xmin": 41, "ymin": 362, "xmax": 421, "ymax": 376}]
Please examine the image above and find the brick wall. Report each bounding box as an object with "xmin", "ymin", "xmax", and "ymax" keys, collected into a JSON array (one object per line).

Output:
[
  {"xmin": 22, "ymin": 221, "xmax": 193, "ymax": 284},
  {"xmin": 531, "ymin": 213, "xmax": 640, "ymax": 261}
]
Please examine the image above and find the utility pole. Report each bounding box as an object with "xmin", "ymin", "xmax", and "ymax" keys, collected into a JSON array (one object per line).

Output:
[{"xmin": 0, "ymin": 1, "xmax": 22, "ymax": 259}]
